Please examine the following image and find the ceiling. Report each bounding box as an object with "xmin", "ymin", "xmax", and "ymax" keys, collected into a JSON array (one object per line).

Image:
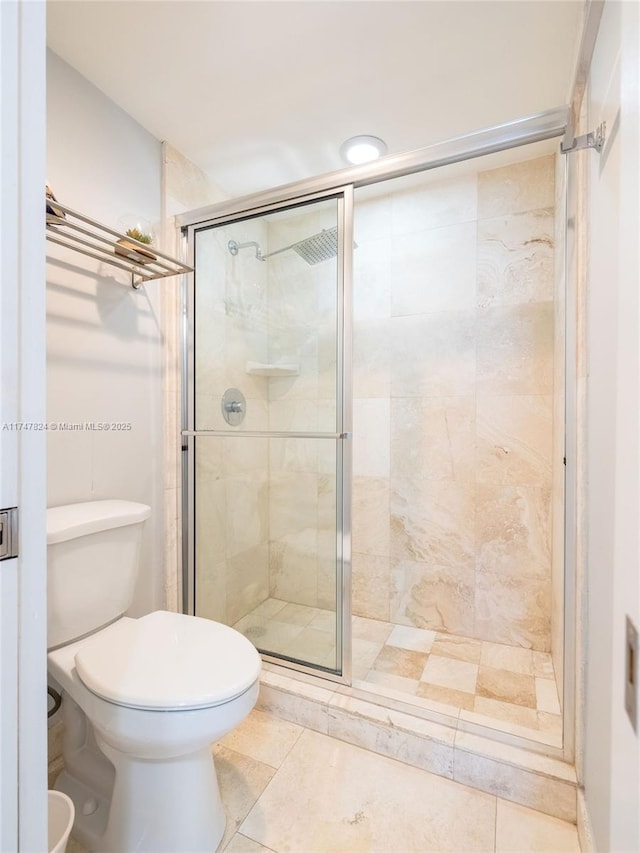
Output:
[{"xmin": 47, "ymin": 0, "xmax": 584, "ymax": 198}]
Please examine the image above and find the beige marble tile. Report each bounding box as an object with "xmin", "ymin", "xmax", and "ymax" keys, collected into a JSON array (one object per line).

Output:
[
  {"xmin": 478, "ymin": 155, "xmax": 555, "ymax": 219},
  {"xmin": 222, "ymin": 833, "xmax": 275, "ymax": 852},
  {"xmin": 226, "ymin": 544, "xmax": 269, "ymax": 626},
  {"xmin": 391, "ymin": 559, "xmax": 475, "ymax": 635},
  {"xmin": 476, "ymin": 484, "xmax": 551, "ymax": 579},
  {"xmin": 371, "ymin": 645, "xmax": 429, "ymax": 680},
  {"xmin": 392, "ymin": 173, "xmax": 478, "ymax": 235},
  {"xmin": 327, "ymin": 694, "xmax": 456, "ymax": 778},
  {"xmin": 416, "ymin": 681, "xmax": 475, "ymax": 711},
  {"xmin": 352, "ymin": 637, "xmax": 386, "ymax": 679},
  {"xmin": 352, "ymin": 237, "xmax": 392, "ymax": 323},
  {"xmin": 274, "ymin": 602, "xmax": 316, "ymax": 627},
  {"xmin": 352, "ymin": 552, "xmax": 391, "ymax": 622},
  {"xmin": 351, "ymin": 476, "xmax": 390, "ymax": 556},
  {"xmin": 218, "ymin": 709, "xmax": 303, "ymax": 770},
  {"xmin": 352, "ymin": 615, "xmax": 394, "ymax": 644},
  {"xmin": 536, "ymin": 677, "xmax": 561, "ymax": 714},
  {"xmin": 421, "ymin": 655, "xmax": 478, "ymax": 694},
  {"xmin": 195, "ymin": 559, "xmax": 227, "ymax": 625},
  {"xmin": 476, "ymin": 303, "xmax": 554, "ymax": 396},
  {"xmin": 473, "ymin": 696, "xmax": 539, "ymax": 729},
  {"xmin": 391, "ymin": 479, "xmax": 475, "ymax": 568},
  {"xmin": 475, "ymin": 571, "xmax": 551, "ymax": 651},
  {"xmin": 353, "ymin": 320, "xmax": 391, "ymax": 398},
  {"xmin": 432, "ymin": 633, "xmax": 483, "ymax": 663},
  {"xmin": 476, "ymin": 666, "xmax": 537, "ymax": 708},
  {"xmin": 361, "ymin": 669, "xmax": 421, "ymax": 696},
  {"xmin": 537, "ymin": 711, "xmax": 563, "ymax": 740},
  {"xmin": 307, "ymin": 608, "xmax": 336, "ymax": 633},
  {"xmin": 533, "ymin": 650, "xmax": 555, "ymax": 678},
  {"xmin": 240, "ymin": 729, "xmax": 496, "ymax": 852},
  {"xmin": 391, "ymin": 310, "xmax": 476, "ymax": 398},
  {"xmin": 387, "ymin": 624, "xmax": 436, "ymax": 653},
  {"xmin": 480, "ymin": 641, "xmax": 534, "ymax": 675},
  {"xmin": 242, "ymin": 619, "xmax": 305, "ymax": 656},
  {"xmin": 391, "ymin": 221, "xmax": 477, "ymax": 316},
  {"xmin": 269, "ymin": 528, "xmax": 318, "ymax": 607},
  {"xmin": 353, "ymin": 398, "xmax": 390, "ymax": 477},
  {"xmin": 495, "ymin": 799, "xmax": 580, "ymax": 852},
  {"xmin": 353, "ymin": 194, "xmax": 393, "ymax": 245},
  {"xmin": 291, "ymin": 626, "xmax": 336, "ymax": 668},
  {"xmin": 477, "ymin": 209, "xmax": 555, "ymax": 308},
  {"xmin": 391, "ymin": 396, "xmax": 475, "ymax": 483},
  {"xmin": 452, "ymin": 747, "xmax": 576, "ymax": 823},
  {"xmin": 212, "ymin": 744, "xmax": 276, "ymax": 851},
  {"xmin": 256, "ymin": 685, "xmax": 331, "ymax": 736},
  {"xmin": 226, "ymin": 473, "xmax": 269, "ymax": 558},
  {"xmin": 476, "ymin": 395, "xmax": 553, "ymax": 486}
]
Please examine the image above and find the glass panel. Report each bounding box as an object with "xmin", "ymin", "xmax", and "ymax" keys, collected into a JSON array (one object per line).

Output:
[
  {"xmin": 192, "ymin": 194, "xmax": 343, "ymax": 675},
  {"xmin": 193, "ymin": 197, "xmax": 339, "ymax": 434}
]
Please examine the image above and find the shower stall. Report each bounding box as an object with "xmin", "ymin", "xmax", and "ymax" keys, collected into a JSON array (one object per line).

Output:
[{"xmin": 181, "ymin": 107, "xmax": 571, "ymax": 754}]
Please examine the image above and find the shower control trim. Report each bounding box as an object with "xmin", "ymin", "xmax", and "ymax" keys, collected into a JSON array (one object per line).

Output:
[{"xmin": 221, "ymin": 388, "xmax": 246, "ymax": 426}]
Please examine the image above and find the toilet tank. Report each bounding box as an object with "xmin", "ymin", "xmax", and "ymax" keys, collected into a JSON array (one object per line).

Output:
[{"xmin": 47, "ymin": 500, "xmax": 151, "ymax": 649}]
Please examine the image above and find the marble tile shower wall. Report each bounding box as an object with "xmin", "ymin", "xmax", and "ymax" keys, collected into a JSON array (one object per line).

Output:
[
  {"xmin": 195, "ymin": 219, "xmax": 271, "ymax": 626},
  {"xmin": 352, "ymin": 155, "xmax": 556, "ymax": 652},
  {"xmin": 265, "ymin": 207, "xmax": 338, "ymax": 612}
]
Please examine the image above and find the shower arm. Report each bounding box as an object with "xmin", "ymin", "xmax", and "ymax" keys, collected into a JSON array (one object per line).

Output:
[
  {"xmin": 227, "ymin": 239, "xmax": 265, "ymax": 261},
  {"xmin": 228, "ymin": 236, "xmax": 326, "ymax": 262}
]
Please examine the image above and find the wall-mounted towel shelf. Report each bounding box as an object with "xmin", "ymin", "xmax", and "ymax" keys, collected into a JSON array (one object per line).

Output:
[{"xmin": 45, "ymin": 198, "xmax": 193, "ymax": 289}]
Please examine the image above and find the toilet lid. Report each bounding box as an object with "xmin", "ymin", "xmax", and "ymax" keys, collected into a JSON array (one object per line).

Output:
[{"xmin": 74, "ymin": 611, "xmax": 261, "ymax": 710}]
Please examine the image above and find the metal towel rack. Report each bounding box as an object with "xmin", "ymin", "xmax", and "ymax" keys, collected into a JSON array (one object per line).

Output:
[{"xmin": 45, "ymin": 198, "xmax": 193, "ymax": 289}]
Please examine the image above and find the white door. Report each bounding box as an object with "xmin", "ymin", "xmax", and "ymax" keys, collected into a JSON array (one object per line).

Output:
[{"xmin": 0, "ymin": 1, "xmax": 47, "ymax": 849}]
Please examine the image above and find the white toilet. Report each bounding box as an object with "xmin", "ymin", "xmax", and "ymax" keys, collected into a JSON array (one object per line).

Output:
[{"xmin": 47, "ymin": 500, "xmax": 261, "ymax": 853}]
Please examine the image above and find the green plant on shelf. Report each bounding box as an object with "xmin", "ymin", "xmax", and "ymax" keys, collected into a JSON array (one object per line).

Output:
[{"xmin": 125, "ymin": 227, "xmax": 153, "ymax": 245}]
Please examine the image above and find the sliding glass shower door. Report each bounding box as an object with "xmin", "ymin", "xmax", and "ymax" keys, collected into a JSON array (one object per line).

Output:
[{"xmin": 185, "ymin": 190, "xmax": 351, "ymax": 678}]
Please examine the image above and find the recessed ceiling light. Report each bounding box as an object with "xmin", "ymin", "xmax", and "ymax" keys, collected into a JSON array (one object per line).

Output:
[{"xmin": 340, "ymin": 135, "xmax": 388, "ymax": 165}]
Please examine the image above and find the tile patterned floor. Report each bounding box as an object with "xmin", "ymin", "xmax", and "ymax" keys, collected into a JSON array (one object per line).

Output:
[
  {"xmin": 66, "ymin": 708, "xmax": 579, "ymax": 852},
  {"xmin": 234, "ymin": 600, "xmax": 563, "ymax": 747}
]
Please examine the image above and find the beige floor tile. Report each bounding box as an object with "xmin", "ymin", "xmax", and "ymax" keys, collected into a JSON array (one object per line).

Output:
[
  {"xmin": 363, "ymin": 669, "xmax": 421, "ymax": 695},
  {"xmin": 66, "ymin": 837, "xmax": 88, "ymax": 853},
  {"xmin": 536, "ymin": 677, "xmax": 561, "ymax": 714},
  {"xmin": 352, "ymin": 615, "xmax": 394, "ymax": 643},
  {"xmin": 387, "ymin": 623, "xmax": 437, "ymax": 652},
  {"xmin": 372, "ymin": 644, "xmax": 429, "ymax": 679},
  {"xmin": 495, "ymin": 799, "xmax": 580, "ymax": 852},
  {"xmin": 477, "ymin": 666, "xmax": 537, "ymax": 708},
  {"xmin": 307, "ymin": 609, "xmax": 336, "ymax": 633},
  {"xmin": 474, "ymin": 695, "xmax": 539, "ymax": 729},
  {"xmin": 222, "ymin": 832, "xmax": 276, "ymax": 852},
  {"xmin": 417, "ymin": 681, "xmax": 475, "ymax": 710},
  {"xmin": 432, "ymin": 633, "xmax": 483, "ymax": 663},
  {"xmin": 353, "ymin": 637, "xmax": 385, "ymax": 672},
  {"xmin": 533, "ymin": 650, "xmax": 555, "ymax": 678},
  {"xmin": 275, "ymin": 602, "xmax": 317, "ymax": 626},
  {"xmin": 421, "ymin": 654, "xmax": 478, "ymax": 693},
  {"xmin": 480, "ymin": 641, "xmax": 534, "ymax": 675},
  {"xmin": 537, "ymin": 710, "xmax": 563, "ymax": 738},
  {"xmin": 218, "ymin": 709, "xmax": 303, "ymax": 769},
  {"xmin": 240, "ymin": 729, "xmax": 496, "ymax": 852},
  {"xmin": 213, "ymin": 744, "xmax": 276, "ymax": 851}
]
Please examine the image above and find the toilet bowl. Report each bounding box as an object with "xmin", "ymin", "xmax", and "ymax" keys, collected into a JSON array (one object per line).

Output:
[{"xmin": 47, "ymin": 501, "xmax": 261, "ymax": 852}]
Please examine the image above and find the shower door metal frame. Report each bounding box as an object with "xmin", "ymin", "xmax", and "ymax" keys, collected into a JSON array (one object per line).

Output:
[
  {"xmin": 183, "ymin": 185, "xmax": 353, "ymax": 685},
  {"xmin": 180, "ymin": 104, "xmax": 579, "ymax": 760}
]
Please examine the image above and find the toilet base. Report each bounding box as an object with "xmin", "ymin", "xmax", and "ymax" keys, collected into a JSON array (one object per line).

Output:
[{"xmin": 57, "ymin": 745, "xmax": 226, "ymax": 852}]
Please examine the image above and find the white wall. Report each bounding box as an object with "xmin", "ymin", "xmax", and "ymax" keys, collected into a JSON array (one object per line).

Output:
[
  {"xmin": 46, "ymin": 51, "xmax": 164, "ymax": 615},
  {"xmin": 583, "ymin": 2, "xmax": 640, "ymax": 849}
]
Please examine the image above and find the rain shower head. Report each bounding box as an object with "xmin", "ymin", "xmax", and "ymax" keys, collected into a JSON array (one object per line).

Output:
[{"xmin": 228, "ymin": 226, "xmax": 339, "ymax": 266}]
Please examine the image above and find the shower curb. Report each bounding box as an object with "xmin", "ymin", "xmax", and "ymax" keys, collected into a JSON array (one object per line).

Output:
[{"xmin": 257, "ymin": 668, "xmax": 577, "ymax": 823}]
